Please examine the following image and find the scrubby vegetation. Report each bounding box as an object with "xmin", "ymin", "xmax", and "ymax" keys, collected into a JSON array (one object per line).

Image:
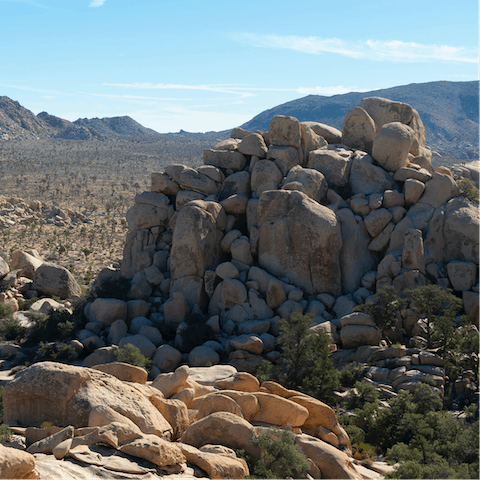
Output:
[
  {"xmin": 339, "ymin": 383, "xmax": 478, "ymax": 479},
  {"xmin": 256, "ymin": 313, "xmax": 339, "ymax": 404},
  {"xmin": 238, "ymin": 427, "xmax": 311, "ymax": 479},
  {"xmin": 114, "ymin": 343, "xmax": 151, "ymax": 371}
]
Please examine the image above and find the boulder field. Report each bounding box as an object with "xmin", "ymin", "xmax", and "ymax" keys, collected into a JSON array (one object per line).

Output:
[
  {"xmin": 1, "ymin": 362, "xmax": 393, "ymax": 479},
  {"xmin": 0, "ymin": 96, "xmax": 478, "ymax": 479}
]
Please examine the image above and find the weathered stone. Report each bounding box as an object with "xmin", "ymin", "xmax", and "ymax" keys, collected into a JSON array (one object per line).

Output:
[
  {"xmin": 251, "ymin": 160, "xmax": 282, "ymax": 197},
  {"xmin": 258, "ymin": 190, "xmax": 342, "ymax": 296},
  {"xmin": 3, "ymin": 362, "xmax": 173, "ymax": 439},
  {"xmin": 302, "ymin": 121, "xmax": 342, "ymax": 144},
  {"xmin": 252, "ymin": 392, "xmax": 309, "ymax": 427},
  {"xmin": 282, "ymin": 165, "xmax": 327, "ymax": 203},
  {"xmin": 402, "ymin": 229, "xmax": 425, "ymax": 273},
  {"xmin": 218, "ymin": 171, "xmax": 251, "ymax": 201},
  {"xmin": 307, "ymin": 147, "xmax": 352, "ymax": 186},
  {"xmin": 151, "ymin": 172, "xmax": 181, "ymax": 195},
  {"xmin": 91, "ymin": 362, "xmax": 148, "ymax": 384},
  {"xmin": 203, "ymin": 149, "xmax": 247, "ymax": 172},
  {"xmin": 170, "ymin": 201, "xmax": 225, "ymax": 282},
  {"xmin": 418, "ymin": 172, "xmax": 458, "ymax": 208},
  {"xmin": 364, "ymin": 208, "xmax": 393, "ymax": 237},
  {"xmin": 269, "ymin": 115, "xmax": 301, "ymax": 148},
  {"xmin": 267, "ymin": 145, "xmax": 301, "ymax": 176},
  {"xmin": 152, "ymin": 365, "xmax": 190, "ymax": 398},
  {"xmin": 0, "ymin": 444, "xmax": 37, "ymax": 479},
  {"xmin": 152, "ymin": 344, "xmax": 183, "ymax": 372},
  {"xmin": 88, "ymin": 298, "xmax": 127, "ymax": 327},
  {"xmin": 32, "ymin": 262, "xmax": 81, "ymax": 299},
  {"xmin": 188, "ymin": 346, "xmax": 220, "ymax": 367},
  {"xmin": 10, "ymin": 250, "xmax": 43, "ymax": 280},
  {"xmin": 404, "ymin": 178, "xmax": 426, "ymax": 205},
  {"xmin": 372, "ymin": 122, "xmax": 414, "ymax": 172},
  {"xmin": 349, "ymin": 153, "xmax": 396, "ymax": 195},
  {"xmin": 340, "ymin": 325, "xmax": 381, "ymax": 349},
  {"xmin": 446, "ymin": 261, "xmax": 477, "ymax": 291},
  {"xmin": 342, "ymin": 106, "xmax": 376, "ymax": 154},
  {"xmin": 238, "ymin": 133, "xmax": 268, "ymax": 158}
]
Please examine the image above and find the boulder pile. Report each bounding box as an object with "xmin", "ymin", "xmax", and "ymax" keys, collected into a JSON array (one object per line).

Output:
[
  {"xmin": 75, "ymin": 96, "xmax": 478, "ymax": 377},
  {"xmin": 1, "ymin": 361, "xmax": 389, "ymax": 479}
]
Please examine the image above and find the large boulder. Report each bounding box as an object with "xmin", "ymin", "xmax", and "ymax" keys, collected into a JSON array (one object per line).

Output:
[
  {"xmin": 341, "ymin": 106, "xmax": 376, "ymax": 154},
  {"xmin": 443, "ymin": 197, "xmax": 479, "ymax": 264},
  {"xmin": 307, "ymin": 147, "xmax": 352, "ymax": 187},
  {"xmin": 170, "ymin": 200, "xmax": 225, "ymax": 283},
  {"xmin": 3, "ymin": 362, "xmax": 173, "ymax": 439},
  {"xmin": 0, "ymin": 445, "xmax": 38, "ymax": 479},
  {"xmin": 372, "ymin": 122, "xmax": 414, "ymax": 172},
  {"xmin": 349, "ymin": 152, "xmax": 397, "ymax": 195},
  {"xmin": 10, "ymin": 250, "xmax": 43, "ymax": 280},
  {"xmin": 32, "ymin": 262, "xmax": 81, "ymax": 299},
  {"xmin": 257, "ymin": 190, "xmax": 342, "ymax": 296}
]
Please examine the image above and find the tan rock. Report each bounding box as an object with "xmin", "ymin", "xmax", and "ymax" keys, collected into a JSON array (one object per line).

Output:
[
  {"xmin": 170, "ymin": 200, "xmax": 225, "ymax": 283},
  {"xmin": 152, "ymin": 365, "xmax": 190, "ymax": 398},
  {"xmin": 197, "ymin": 393, "xmax": 244, "ymax": 420},
  {"xmin": 91, "ymin": 362, "xmax": 147, "ymax": 384},
  {"xmin": 10, "ymin": 250, "xmax": 43, "ymax": 280},
  {"xmin": 258, "ymin": 189, "xmax": 342, "ymax": 296},
  {"xmin": 238, "ymin": 133, "xmax": 268, "ymax": 158},
  {"xmin": 88, "ymin": 404, "xmax": 143, "ymax": 432},
  {"xmin": 151, "ymin": 172, "xmax": 181, "ymax": 195},
  {"xmin": 32, "ymin": 262, "xmax": 81, "ymax": 299},
  {"xmin": 147, "ymin": 397, "xmax": 189, "ymax": 441},
  {"xmin": 119, "ymin": 434, "xmax": 186, "ymax": 467},
  {"xmin": 340, "ymin": 325, "xmax": 382, "ymax": 349},
  {"xmin": 181, "ymin": 411, "xmax": 259, "ymax": 458},
  {"xmin": 178, "ymin": 442, "xmax": 249, "ymax": 479},
  {"xmin": 27, "ymin": 426, "xmax": 74, "ymax": 454},
  {"xmin": 295, "ymin": 434, "xmax": 359, "ymax": 479},
  {"xmin": 302, "ymin": 121, "xmax": 342, "ymax": 144},
  {"xmin": 3, "ymin": 362, "xmax": 173, "ymax": 440},
  {"xmin": 300, "ymin": 123, "xmax": 328, "ymax": 164},
  {"xmin": 418, "ymin": 172, "xmax": 458, "ymax": 208},
  {"xmin": 259, "ymin": 381, "xmax": 304, "ymax": 399},
  {"xmin": 203, "ymin": 149, "xmax": 247, "ymax": 172},
  {"xmin": 342, "ymin": 106, "xmax": 376, "ymax": 154},
  {"xmin": 0, "ymin": 445, "xmax": 38, "ymax": 479},
  {"xmin": 269, "ymin": 115, "xmax": 301, "ymax": 148},
  {"xmin": 372, "ymin": 122, "xmax": 414, "ymax": 172},
  {"xmin": 214, "ymin": 372, "xmax": 259, "ymax": 392},
  {"xmin": 252, "ymin": 392, "xmax": 309, "ymax": 427}
]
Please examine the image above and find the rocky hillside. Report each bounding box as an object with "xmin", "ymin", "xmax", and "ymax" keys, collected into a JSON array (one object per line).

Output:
[
  {"xmin": 241, "ymin": 81, "xmax": 479, "ymax": 159},
  {"xmin": 73, "ymin": 116, "xmax": 164, "ymax": 138},
  {"xmin": 0, "ymin": 95, "xmax": 478, "ymax": 479}
]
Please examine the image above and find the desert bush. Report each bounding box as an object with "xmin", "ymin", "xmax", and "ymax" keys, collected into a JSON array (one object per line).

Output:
[
  {"xmin": 354, "ymin": 285, "xmax": 406, "ymax": 343},
  {"xmin": 338, "ymin": 362, "xmax": 366, "ymax": 387},
  {"xmin": 0, "ymin": 317, "xmax": 27, "ymax": 342},
  {"xmin": 35, "ymin": 341, "xmax": 76, "ymax": 362},
  {"xmin": 23, "ymin": 309, "xmax": 76, "ymax": 347},
  {"xmin": 114, "ymin": 343, "xmax": 151, "ymax": 371},
  {"xmin": 406, "ymin": 284, "xmax": 462, "ymax": 349},
  {"xmin": 256, "ymin": 313, "xmax": 338, "ymax": 404},
  {"xmin": 0, "ymin": 302, "xmax": 14, "ymax": 320},
  {"xmin": 457, "ymin": 178, "xmax": 479, "ymax": 203},
  {"xmin": 344, "ymin": 381, "xmax": 379, "ymax": 410},
  {"xmin": 89, "ymin": 275, "xmax": 130, "ymax": 301},
  {"xmin": 243, "ymin": 427, "xmax": 310, "ymax": 479}
]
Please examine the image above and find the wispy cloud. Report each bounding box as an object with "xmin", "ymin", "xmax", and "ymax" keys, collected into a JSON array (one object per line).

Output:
[
  {"xmin": 104, "ymin": 82, "xmax": 362, "ymax": 97},
  {"xmin": 233, "ymin": 33, "xmax": 478, "ymax": 64},
  {"xmin": 80, "ymin": 92, "xmax": 193, "ymax": 101},
  {"xmin": 89, "ymin": 0, "xmax": 105, "ymax": 7}
]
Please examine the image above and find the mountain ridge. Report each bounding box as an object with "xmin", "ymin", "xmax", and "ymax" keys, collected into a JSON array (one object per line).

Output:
[
  {"xmin": 0, "ymin": 80, "xmax": 478, "ymax": 158},
  {"xmin": 240, "ymin": 80, "xmax": 479, "ymax": 159}
]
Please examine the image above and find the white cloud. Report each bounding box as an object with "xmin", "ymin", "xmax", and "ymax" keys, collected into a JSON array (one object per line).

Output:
[
  {"xmin": 103, "ymin": 82, "xmax": 363, "ymax": 98},
  {"xmin": 89, "ymin": 0, "xmax": 105, "ymax": 7},
  {"xmin": 233, "ymin": 33, "xmax": 478, "ymax": 64}
]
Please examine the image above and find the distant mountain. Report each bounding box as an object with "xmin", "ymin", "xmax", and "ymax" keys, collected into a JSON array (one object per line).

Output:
[
  {"xmin": 0, "ymin": 97, "xmax": 107, "ymax": 141},
  {"xmin": 240, "ymin": 81, "xmax": 479, "ymax": 159},
  {"xmin": 73, "ymin": 116, "xmax": 163, "ymax": 138}
]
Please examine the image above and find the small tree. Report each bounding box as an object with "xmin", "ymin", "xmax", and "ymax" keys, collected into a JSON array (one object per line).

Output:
[
  {"xmin": 406, "ymin": 285, "xmax": 462, "ymax": 349},
  {"xmin": 354, "ymin": 286, "xmax": 406, "ymax": 343},
  {"xmin": 250, "ymin": 427, "xmax": 311, "ymax": 479},
  {"xmin": 257, "ymin": 313, "xmax": 338, "ymax": 404}
]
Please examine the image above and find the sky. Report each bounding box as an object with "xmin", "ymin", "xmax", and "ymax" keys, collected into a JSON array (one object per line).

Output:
[{"xmin": 0, "ymin": 0, "xmax": 478, "ymax": 133}]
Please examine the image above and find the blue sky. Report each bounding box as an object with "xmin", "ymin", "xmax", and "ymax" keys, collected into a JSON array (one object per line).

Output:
[{"xmin": 0, "ymin": 0, "xmax": 478, "ymax": 133}]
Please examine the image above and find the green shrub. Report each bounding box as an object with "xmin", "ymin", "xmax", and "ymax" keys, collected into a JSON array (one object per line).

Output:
[
  {"xmin": 0, "ymin": 317, "xmax": 27, "ymax": 342},
  {"xmin": 114, "ymin": 343, "xmax": 151, "ymax": 371},
  {"xmin": 249, "ymin": 427, "xmax": 310, "ymax": 479},
  {"xmin": 256, "ymin": 313, "xmax": 338, "ymax": 404},
  {"xmin": 339, "ymin": 362, "xmax": 366, "ymax": 388},
  {"xmin": 36, "ymin": 342, "xmax": 76, "ymax": 362},
  {"xmin": 16, "ymin": 297, "xmax": 39, "ymax": 311},
  {"xmin": 354, "ymin": 286, "xmax": 406, "ymax": 343},
  {"xmin": 345, "ymin": 381, "xmax": 379, "ymax": 410},
  {"xmin": 0, "ymin": 424, "xmax": 12, "ymax": 445},
  {"xmin": 457, "ymin": 178, "xmax": 479, "ymax": 203},
  {"xmin": 89, "ymin": 275, "xmax": 130, "ymax": 301},
  {"xmin": 0, "ymin": 302, "xmax": 14, "ymax": 319}
]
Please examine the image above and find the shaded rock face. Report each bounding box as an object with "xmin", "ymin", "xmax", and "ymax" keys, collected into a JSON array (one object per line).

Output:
[
  {"xmin": 257, "ymin": 190, "xmax": 342, "ymax": 296},
  {"xmin": 32, "ymin": 262, "xmax": 81, "ymax": 299}
]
